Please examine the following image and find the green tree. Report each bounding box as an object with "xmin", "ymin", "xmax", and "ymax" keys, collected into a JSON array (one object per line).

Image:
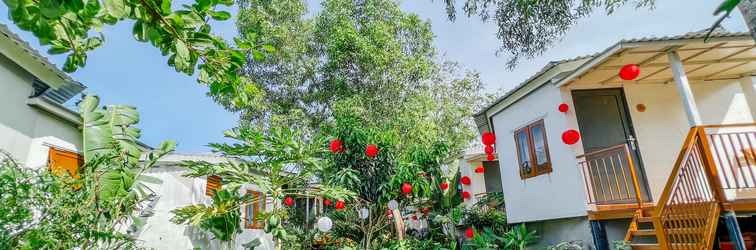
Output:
[
  {"xmin": 0, "ymin": 95, "xmax": 175, "ymax": 249},
  {"xmin": 236, "ymin": 0, "xmax": 489, "ymax": 155}
]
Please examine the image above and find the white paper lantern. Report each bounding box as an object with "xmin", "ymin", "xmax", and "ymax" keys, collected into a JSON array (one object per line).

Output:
[
  {"xmin": 387, "ymin": 200, "xmax": 399, "ymax": 210},
  {"xmin": 359, "ymin": 208, "xmax": 369, "ymax": 219},
  {"xmin": 317, "ymin": 217, "xmax": 333, "ymax": 232}
]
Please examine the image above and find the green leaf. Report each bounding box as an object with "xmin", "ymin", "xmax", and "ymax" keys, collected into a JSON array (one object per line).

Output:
[
  {"xmin": 103, "ymin": 0, "xmax": 127, "ymax": 18},
  {"xmin": 175, "ymin": 39, "xmax": 190, "ymax": 69},
  {"xmin": 160, "ymin": 0, "xmax": 172, "ymax": 14},
  {"xmin": 209, "ymin": 10, "xmax": 231, "ymax": 21},
  {"xmin": 133, "ymin": 21, "xmax": 148, "ymax": 42},
  {"xmin": 40, "ymin": 0, "xmax": 63, "ymax": 19}
]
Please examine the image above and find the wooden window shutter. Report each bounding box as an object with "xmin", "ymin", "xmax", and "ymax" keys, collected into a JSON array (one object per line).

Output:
[
  {"xmin": 206, "ymin": 175, "xmax": 222, "ymax": 196},
  {"xmin": 48, "ymin": 147, "xmax": 83, "ymax": 179}
]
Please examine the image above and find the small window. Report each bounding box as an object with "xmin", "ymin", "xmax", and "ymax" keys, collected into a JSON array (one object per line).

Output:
[
  {"xmin": 245, "ymin": 190, "xmax": 266, "ymax": 229},
  {"xmin": 514, "ymin": 119, "xmax": 551, "ymax": 179},
  {"xmin": 206, "ymin": 175, "xmax": 222, "ymax": 196},
  {"xmin": 48, "ymin": 147, "xmax": 83, "ymax": 179}
]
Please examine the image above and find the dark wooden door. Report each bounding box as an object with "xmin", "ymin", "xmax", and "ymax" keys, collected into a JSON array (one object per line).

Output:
[{"xmin": 572, "ymin": 89, "xmax": 650, "ymax": 203}]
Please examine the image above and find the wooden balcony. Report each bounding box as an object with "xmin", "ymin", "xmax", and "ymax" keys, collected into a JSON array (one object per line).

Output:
[{"xmin": 577, "ymin": 144, "xmax": 654, "ymax": 220}]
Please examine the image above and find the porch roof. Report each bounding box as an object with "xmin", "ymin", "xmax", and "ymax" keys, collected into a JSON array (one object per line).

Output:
[
  {"xmin": 476, "ymin": 30, "xmax": 756, "ymax": 131},
  {"xmin": 555, "ymin": 31, "xmax": 755, "ymax": 86}
]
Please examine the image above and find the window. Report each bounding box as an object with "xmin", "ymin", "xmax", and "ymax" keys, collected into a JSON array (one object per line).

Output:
[
  {"xmin": 48, "ymin": 147, "xmax": 83, "ymax": 179},
  {"xmin": 245, "ymin": 190, "xmax": 266, "ymax": 229},
  {"xmin": 206, "ymin": 175, "xmax": 222, "ymax": 196},
  {"xmin": 514, "ymin": 119, "xmax": 551, "ymax": 179}
]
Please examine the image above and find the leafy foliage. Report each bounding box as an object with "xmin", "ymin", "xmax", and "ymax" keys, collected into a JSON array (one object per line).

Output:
[
  {"xmin": 1, "ymin": 0, "xmax": 273, "ymax": 111},
  {"xmin": 501, "ymin": 224, "xmax": 538, "ymax": 250},
  {"xmin": 171, "ymin": 188, "xmax": 247, "ymax": 242},
  {"xmin": 0, "ymin": 95, "xmax": 174, "ymax": 249},
  {"xmin": 443, "ymin": 0, "xmax": 655, "ymax": 68}
]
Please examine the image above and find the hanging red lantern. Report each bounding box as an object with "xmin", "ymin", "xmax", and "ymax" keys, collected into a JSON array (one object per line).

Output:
[
  {"xmin": 284, "ymin": 197, "xmax": 295, "ymax": 207},
  {"xmin": 401, "ymin": 183, "xmax": 413, "ymax": 194},
  {"xmin": 335, "ymin": 200, "xmax": 345, "ymax": 210},
  {"xmin": 562, "ymin": 129, "xmax": 581, "ymax": 145},
  {"xmin": 439, "ymin": 182, "xmax": 449, "ymax": 190},
  {"xmin": 460, "ymin": 176, "xmax": 471, "ymax": 185},
  {"xmin": 484, "ymin": 145, "xmax": 494, "ymax": 154},
  {"xmin": 487, "ymin": 154, "xmax": 495, "ymax": 161},
  {"xmin": 619, "ymin": 64, "xmax": 640, "ymax": 81},
  {"xmin": 329, "ymin": 139, "xmax": 344, "ymax": 153},
  {"xmin": 411, "ymin": 215, "xmax": 418, "ymax": 220},
  {"xmin": 475, "ymin": 165, "xmax": 485, "ymax": 173},
  {"xmin": 482, "ymin": 132, "xmax": 496, "ymax": 145},
  {"xmin": 462, "ymin": 191, "xmax": 471, "ymax": 200},
  {"xmin": 465, "ymin": 227, "xmax": 475, "ymax": 238},
  {"xmin": 365, "ymin": 144, "xmax": 379, "ymax": 158},
  {"xmin": 558, "ymin": 103, "xmax": 569, "ymax": 113},
  {"xmin": 421, "ymin": 207, "xmax": 430, "ymax": 215},
  {"xmin": 386, "ymin": 209, "xmax": 393, "ymax": 217},
  {"xmin": 323, "ymin": 199, "xmax": 332, "ymax": 207}
]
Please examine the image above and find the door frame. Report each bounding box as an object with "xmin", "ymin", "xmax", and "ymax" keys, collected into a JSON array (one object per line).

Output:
[{"xmin": 571, "ymin": 88, "xmax": 652, "ymax": 202}]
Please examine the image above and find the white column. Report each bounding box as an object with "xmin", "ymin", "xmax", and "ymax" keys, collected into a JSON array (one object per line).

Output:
[
  {"xmin": 738, "ymin": 76, "xmax": 756, "ymax": 120},
  {"xmin": 668, "ymin": 51, "xmax": 703, "ymax": 127}
]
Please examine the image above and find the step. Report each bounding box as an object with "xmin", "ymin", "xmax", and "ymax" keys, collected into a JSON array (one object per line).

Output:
[
  {"xmin": 630, "ymin": 243, "xmax": 660, "ymax": 250},
  {"xmin": 631, "ymin": 228, "xmax": 703, "ymax": 237},
  {"xmin": 637, "ymin": 216, "xmax": 653, "ymax": 223}
]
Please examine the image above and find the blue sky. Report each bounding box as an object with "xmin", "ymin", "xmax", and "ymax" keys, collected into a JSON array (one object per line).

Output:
[{"xmin": 0, "ymin": 1, "xmax": 749, "ymax": 153}]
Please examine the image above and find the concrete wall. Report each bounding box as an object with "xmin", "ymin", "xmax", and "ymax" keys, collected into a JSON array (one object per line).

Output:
[
  {"xmin": 491, "ymin": 84, "xmax": 589, "ymax": 223},
  {"xmin": 526, "ymin": 216, "xmax": 595, "ymax": 249},
  {"xmin": 138, "ymin": 165, "xmax": 275, "ymax": 250},
  {"xmin": 0, "ymin": 53, "xmax": 81, "ymax": 167},
  {"xmin": 459, "ymin": 154, "xmax": 488, "ymax": 207},
  {"xmin": 567, "ymin": 78, "xmax": 755, "ymax": 202}
]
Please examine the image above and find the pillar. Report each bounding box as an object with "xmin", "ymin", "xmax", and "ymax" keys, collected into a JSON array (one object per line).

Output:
[
  {"xmin": 738, "ymin": 76, "xmax": 756, "ymax": 119},
  {"xmin": 590, "ymin": 220, "xmax": 609, "ymax": 250},
  {"xmin": 668, "ymin": 51, "xmax": 703, "ymax": 127},
  {"xmin": 724, "ymin": 211, "xmax": 747, "ymax": 250}
]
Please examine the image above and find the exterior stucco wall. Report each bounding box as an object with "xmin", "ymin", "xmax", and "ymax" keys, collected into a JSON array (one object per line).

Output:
[
  {"xmin": 139, "ymin": 165, "xmax": 275, "ymax": 250},
  {"xmin": 0, "ymin": 53, "xmax": 81, "ymax": 168},
  {"xmin": 491, "ymin": 84, "xmax": 588, "ymax": 223}
]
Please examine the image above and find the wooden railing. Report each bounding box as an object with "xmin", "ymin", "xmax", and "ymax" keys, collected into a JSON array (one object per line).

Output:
[
  {"xmin": 578, "ymin": 144, "xmax": 645, "ymax": 207},
  {"xmin": 652, "ymin": 126, "xmax": 728, "ymax": 249},
  {"xmin": 703, "ymin": 124, "xmax": 756, "ymax": 196}
]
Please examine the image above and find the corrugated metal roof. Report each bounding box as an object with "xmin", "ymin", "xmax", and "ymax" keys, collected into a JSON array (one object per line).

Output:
[
  {"xmin": 0, "ymin": 23, "xmax": 86, "ymax": 103},
  {"xmin": 476, "ymin": 31, "xmax": 752, "ymax": 118}
]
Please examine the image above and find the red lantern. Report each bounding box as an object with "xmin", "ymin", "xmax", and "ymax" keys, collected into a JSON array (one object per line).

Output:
[
  {"xmin": 401, "ymin": 183, "xmax": 413, "ymax": 194},
  {"xmin": 284, "ymin": 197, "xmax": 295, "ymax": 207},
  {"xmin": 411, "ymin": 215, "xmax": 418, "ymax": 220},
  {"xmin": 475, "ymin": 165, "xmax": 485, "ymax": 173},
  {"xmin": 487, "ymin": 154, "xmax": 495, "ymax": 161},
  {"xmin": 365, "ymin": 144, "xmax": 379, "ymax": 158},
  {"xmin": 323, "ymin": 199, "xmax": 332, "ymax": 207},
  {"xmin": 329, "ymin": 139, "xmax": 343, "ymax": 153},
  {"xmin": 421, "ymin": 207, "xmax": 430, "ymax": 215},
  {"xmin": 465, "ymin": 227, "xmax": 475, "ymax": 238},
  {"xmin": 439, "ymin": 182, "xmax": 449, "ymax": 190},
  {"xmin": 562, "ymin": 129, "xmax": 581, "ymax": 145},
  {"xmin": 619, "ymin": 64, "xmax": 640, "ymax": 81},
  {"xmin": 558, "ymin": 103, "xmax": 569, "ymax": 113},
  {"xmin": 484, "ymin": 145, "xmax": 494, "ymax": 154},
  {"xmin": 482, "ymin": 132, "xmax": 496, "ymax": 145},
  {"xmin": 386, "ymin": 209, "xmax": 393, "ymax": 217},
  {"xmin": 462, "ymin": 191, "xmax": 471, "ymax": 200},
  {"xmin": 460, "ymin": 176, "xmax": 471, "ymax": 185},
  {"xmin": 335, "ymin": 200, "xmax": 345, "ymax": 210}
]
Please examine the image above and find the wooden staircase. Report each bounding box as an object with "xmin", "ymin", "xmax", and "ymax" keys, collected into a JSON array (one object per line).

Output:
[{"xmin": 624, "ymin": 127, "xmax": 726, "ymax": 250}]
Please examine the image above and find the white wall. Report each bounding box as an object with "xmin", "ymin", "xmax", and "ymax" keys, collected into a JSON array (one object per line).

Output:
[
  {"xmin": 0, "ymin": 53, "xmax": 81, "ymax": 167},
  {"xmin": 459, "ymin": 154, "xmax": 487, "ymax": 206},
  {"xmin": 566, "ymin": 79, "xmax": 755, "ymax": 203},
  {"xmin": 491, "ymin": 84, "xmax": 589, "ymax": 223},
  {"xmin": 139, "ymin": 165, "xmax": 275, "ymax": 250}
]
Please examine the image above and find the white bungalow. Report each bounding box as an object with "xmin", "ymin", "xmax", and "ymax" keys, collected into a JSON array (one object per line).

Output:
[{"xmin": 476, "ymin": 30, "xmax": 756, "ymax": 249}]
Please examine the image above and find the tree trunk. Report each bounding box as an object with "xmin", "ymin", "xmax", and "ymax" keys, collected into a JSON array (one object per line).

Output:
[{"xmin": 739, "ymin": 0, "xmax": 756, "ymax": 41}]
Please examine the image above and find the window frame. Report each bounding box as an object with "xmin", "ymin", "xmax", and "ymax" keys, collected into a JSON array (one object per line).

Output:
[
  {"xmin": 244, "ymin": 190, "xmax": 266, "ymax": 229},
  {"xmin": 206, "ymin": 175, "xmax": 222, "ymax": 196},
  {"xmin": 514, "ymin": 119, "xmax": 552, "ymax": 179}
]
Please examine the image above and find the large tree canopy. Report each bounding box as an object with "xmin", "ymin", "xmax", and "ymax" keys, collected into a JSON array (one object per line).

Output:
[{"xmin": 235, "ymin": 0, "xmax": 490, "ymax": 155}]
